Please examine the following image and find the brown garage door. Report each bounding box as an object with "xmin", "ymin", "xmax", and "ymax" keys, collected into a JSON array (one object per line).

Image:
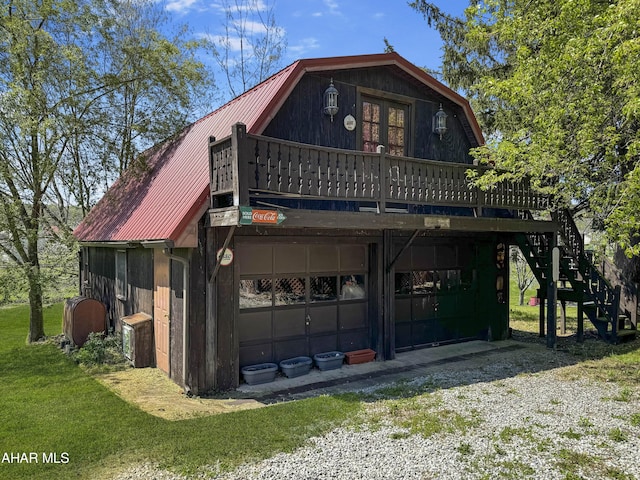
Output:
[{"xmin": 237, "ymin": 243, "xmax": 371, "ymax": 367}]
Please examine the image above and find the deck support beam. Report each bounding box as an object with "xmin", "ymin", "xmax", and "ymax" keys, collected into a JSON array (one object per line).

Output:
[
  {"xmin": 383, "ymin": 230, "xmax": 395, "ymax": 361},
  {"xmin": 546, "ymin": 233, "xmax": 557, "ymax": 349}
]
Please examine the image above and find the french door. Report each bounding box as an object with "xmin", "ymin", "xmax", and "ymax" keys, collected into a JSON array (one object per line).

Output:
[{"xmin": 361, "ymin": 96, "xmax": 410, "ymax": 156}]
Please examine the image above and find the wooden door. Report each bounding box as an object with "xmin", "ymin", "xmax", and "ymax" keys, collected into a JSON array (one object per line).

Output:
[{"xmin": 154, "ymin": 251, "xmax": 170, "ymax": 373}]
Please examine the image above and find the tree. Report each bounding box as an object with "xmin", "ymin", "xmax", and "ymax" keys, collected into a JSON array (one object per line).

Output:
[
  {"xmin": 410, "ymin": 0, "xmax": 640, "ymax": 255},
  {"xmin": 510, "ymin": 247, "xmax": 536, "ymax": 306},
  {"xmin": 207, "ymin": 0, "xmax": 286, "ymax": 100},
  {"xmin": 0, "ymin": 0, "xmax": 209, "ymax": 342}
]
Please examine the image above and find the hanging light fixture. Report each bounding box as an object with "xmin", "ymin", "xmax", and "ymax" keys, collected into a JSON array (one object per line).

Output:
[
  {"xmin": 433, "ymin": 104, "xmax": 448, "ymax": 139},
  {"xmin": 323, "ymin": 78, "xmax": 339, "ymax": 122}
]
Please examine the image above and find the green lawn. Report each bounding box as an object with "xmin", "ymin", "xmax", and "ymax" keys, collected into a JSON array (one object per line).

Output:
[
  {"xmin": 0, "ymin": 304, "xmax": 360, "ymax": 480},
  {"xmin": 1, "ymin": 288, "xmax": 638, "ymax": 479},
  {"xmin": 509, "ymin": 275, "xmax": 581, "ymax": 335}
]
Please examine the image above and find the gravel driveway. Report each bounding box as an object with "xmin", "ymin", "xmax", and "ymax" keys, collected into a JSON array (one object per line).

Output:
[{"xmin": 115, "ymin": 340, "xmax": 640, "ymax": 480}]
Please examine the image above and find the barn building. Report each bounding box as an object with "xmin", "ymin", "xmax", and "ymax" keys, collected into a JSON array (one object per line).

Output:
[{"xmin": 74, "ymin": 53, "xmax": 635, "ymax": 393}]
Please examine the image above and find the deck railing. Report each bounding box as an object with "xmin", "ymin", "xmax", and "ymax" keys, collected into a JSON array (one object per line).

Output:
[{"xmin": 209, "ymin": 123, "xmax": 549, "ymax": 213}]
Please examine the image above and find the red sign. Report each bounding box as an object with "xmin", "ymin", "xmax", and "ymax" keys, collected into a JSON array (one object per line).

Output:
[
  {"xmin": 239, "ymin": 206, "xmax": 286, "ymax": 225},
  {"xmin": 251, "ymin": 209, "xmax": 279, "ymax": 224}
]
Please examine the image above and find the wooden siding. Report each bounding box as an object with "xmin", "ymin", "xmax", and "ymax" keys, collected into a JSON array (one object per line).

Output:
[
  {"xmin": 262, "ymin": 68, "xmax": 475, "ymax": 164},
  {"xmin": 86, "ymin": 248, "xmax": 118, "ymax": 329},
  {"xmin": 84, "ymin": 247, "xmax": 153, "ymax": 331},
  {"xmin": 128, "ymin": 248, "xmax": 154, "ymax": 323}
]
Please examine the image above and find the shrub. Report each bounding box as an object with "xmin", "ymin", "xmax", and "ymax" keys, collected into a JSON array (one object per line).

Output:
[{"xmin": 73, "ymin": 331, "xmax": 127, "ymax": 369}]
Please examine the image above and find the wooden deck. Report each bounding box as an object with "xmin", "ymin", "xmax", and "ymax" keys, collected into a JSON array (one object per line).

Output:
[{"xmin": 209, "ymin": 123, "xmax": 550, "ymax": 230}]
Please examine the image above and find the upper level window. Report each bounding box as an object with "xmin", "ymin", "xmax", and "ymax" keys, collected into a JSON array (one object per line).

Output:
[{"xmin": 361, "ymin": 96, "xmax": 410, "ymax": 156}]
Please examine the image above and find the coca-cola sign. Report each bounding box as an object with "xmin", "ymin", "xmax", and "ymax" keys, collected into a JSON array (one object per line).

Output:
[{"xmin": 239, "ymin": 206, "xmax": 286, "ymax": 225}]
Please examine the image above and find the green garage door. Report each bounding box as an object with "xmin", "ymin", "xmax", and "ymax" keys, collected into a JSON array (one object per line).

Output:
[{"xmin": 394, "ymin": 242, "xmax": 480, "ymax": 351}]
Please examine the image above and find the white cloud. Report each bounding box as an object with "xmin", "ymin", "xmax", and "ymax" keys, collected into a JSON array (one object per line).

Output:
[
  {"xmin": 231, "ymin": 19, "xmax": 269, "ymax": 35},
  {"xmin": 288, "ymin": 37, "xmax": 320, "ymax": 56},
  {"xmin": 323, "ymin": 0, "xmax": 340, "ymax": 15},
  {"xmin": 211, "ymin": 0, "xmax": 268, "ymax": 13},
  {"xmin": 166, "ymin": 0, "xmax": 199, "ymax": 13}
]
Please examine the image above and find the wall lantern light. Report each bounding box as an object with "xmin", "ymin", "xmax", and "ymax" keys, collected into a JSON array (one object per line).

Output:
[
  {"xmin": 433, "ymin": 103, "xmax": 448, "ymax": 139},
  {"xmin": 323, "ymin": 78, "xmax": 339, "ymax": 122}
]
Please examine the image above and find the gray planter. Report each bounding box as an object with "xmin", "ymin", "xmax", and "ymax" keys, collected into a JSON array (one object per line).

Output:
[
  {"xmin": 241, "ymin": 363, "xmax": 278, "ymax": 385},
  {"xmin": 313, "ymin": 351, "xmax": 345, "ymax": 371},
  {"xmin": 279, "ymin": 356, "xmax": 312, "ymax": 378}
]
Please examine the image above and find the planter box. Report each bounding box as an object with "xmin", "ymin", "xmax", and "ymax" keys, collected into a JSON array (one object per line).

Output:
[
  {"xmin": 313, "ymin": 351, "xmax": 345, "ymax": 371},
  {"xmin": 279, "ymin": 356, "xmax": 312, "ymax": 378},
  {"xmin": 241, "ymin": 363, "xmax": 278, "ymax": 385},
  {"xmin": 345, "ymin": 349, "xmax": 376, "ymax": 365}
]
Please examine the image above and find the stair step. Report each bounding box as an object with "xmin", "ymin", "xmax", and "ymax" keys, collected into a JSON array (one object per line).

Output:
[
  {"xmin": 617, "ymin": 329, "xmax": 637, "ymax": 337},
  {"xmin": 615, "ymin": 330, "xmax": 637, "ymax": 344}
]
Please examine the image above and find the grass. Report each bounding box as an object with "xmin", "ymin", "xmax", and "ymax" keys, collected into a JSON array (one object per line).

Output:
[
  {"xmin": 2, "ymin": 283, "xmax": 640, "ymax": 480},
  {"xmin": 0, "ymin": 304, "xmax": 360, "ymax": 480}
]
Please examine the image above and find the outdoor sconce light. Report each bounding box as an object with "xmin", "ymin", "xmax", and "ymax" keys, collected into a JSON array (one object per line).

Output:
[
  {"xmin": 323, "ymin": 78, "xmax": 339, "ymax": 122},
  {"xmin": 433, "ymin": 104, "xmax": 448, "ymax": 139}
]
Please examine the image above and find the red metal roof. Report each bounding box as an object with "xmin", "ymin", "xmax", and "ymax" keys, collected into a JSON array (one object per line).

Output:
[{"xmin": 74, "ymin": 53, "xmax": 484, "ymax": 244}]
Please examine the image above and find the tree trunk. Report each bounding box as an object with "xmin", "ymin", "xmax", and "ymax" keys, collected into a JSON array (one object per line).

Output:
[
  {"xmin": 519, "ymin": 289, "xmax": 525, "ymax": 306},
  {"xmin": 27, "ymin": 266, "xmax": 45, "ymax": 342}
]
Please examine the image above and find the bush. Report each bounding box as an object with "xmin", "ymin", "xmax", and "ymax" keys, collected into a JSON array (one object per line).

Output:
[{"xmin": 73, "ymin": 331, "xmax": 127, "ymax": 369}]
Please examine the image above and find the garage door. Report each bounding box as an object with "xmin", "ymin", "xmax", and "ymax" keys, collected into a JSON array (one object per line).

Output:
[
  {"xmin": 237, "ymin": 243, "xmax": 370, "ymax": 367},
  {"xmin": 394, "ymin": 242, "xmax": 479, "ymax": 351}
]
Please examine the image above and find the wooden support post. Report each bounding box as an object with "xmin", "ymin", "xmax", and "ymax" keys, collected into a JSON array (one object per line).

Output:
[
  {"xmin": 205, "ymin": 226, "xmax": 217, "ymax": 391},
  {"xmin": 476, "ymin": 169, "xmax": 484, "ymax": 217},
  {"xmin": 232, "ymin": 123, "xmax": 250, "ymax": 207},
  {"xmin": 383, "ymin": 229, "xmax": 394, "ymax": 360},
  {"xmin": 577, "ymin": 293, "xmax": 584, "ymax": 343},
  {"xmin": 546, "ymin": 233, "xmax": 557, "ymax": 349},
  {"xmin": 539, "ymin": 290, "xmax": 545, "ymax": 337},
  {"xmin": 370, "ymin": 240, "xmax": 384, "ymax": 359},
  {"xmin": 560, "ymin": 300, "xmax": 566, "ymax": 335},
  {"xmin": 209, "ymin": 226, "xmax": 236, "ymax": 282},
  {"xmin": 207, "ymin": 226, "xmax": 238, "ymax": 391},
  {"xmin": 378, "ymin": 145, "xmax": 387, "ymax": 214}
]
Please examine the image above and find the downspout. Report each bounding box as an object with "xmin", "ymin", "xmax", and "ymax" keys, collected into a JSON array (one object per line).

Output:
[{"xmin": 163, "ymin": 249, "xmax": 191, "ymax": 394}]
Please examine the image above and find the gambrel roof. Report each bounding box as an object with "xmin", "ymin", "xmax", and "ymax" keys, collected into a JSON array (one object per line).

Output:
[{"xmin": 74, "ymin": 52, "xmax": 484, "ymax": 245}]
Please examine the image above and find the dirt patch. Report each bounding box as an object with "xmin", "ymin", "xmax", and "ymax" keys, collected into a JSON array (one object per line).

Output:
[{"xmin": 96, "ymin": 368, "xmax": 264, "ymax": 420}]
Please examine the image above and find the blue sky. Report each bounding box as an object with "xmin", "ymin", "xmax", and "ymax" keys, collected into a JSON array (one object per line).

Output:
[{"xmin": 164, "ymin": 0, "xmax": 469, "ymax": 75}]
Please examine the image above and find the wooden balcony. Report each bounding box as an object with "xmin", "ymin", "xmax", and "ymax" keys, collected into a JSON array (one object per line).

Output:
[{"xmin": 208, "ymin": 124, "xmax": 553, "ymax": 232}]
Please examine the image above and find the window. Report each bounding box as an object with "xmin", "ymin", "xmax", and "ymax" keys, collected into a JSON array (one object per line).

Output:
[
  {"xmin": 361, "ymin": 96, "xmax": 410, "ymax": 156},
  {"xmin": 274, "ymin": 278, "xmax": 306, "ymax": 306},
  {"xmin": 239, "ymin": 279, "xmax": 272, "ymax": 309},
  {"xmin": 115, "ymin": 250, "xmax": 127, "ymax": 300},
  {"xmin": 311, "ymin": 276, "xmax": 337, "ymax": 302}
]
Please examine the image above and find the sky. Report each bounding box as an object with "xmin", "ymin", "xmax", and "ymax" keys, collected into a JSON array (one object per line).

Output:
[{"xmin": 163, "ymin": 0, "xmax": 470, "ymax": 76}]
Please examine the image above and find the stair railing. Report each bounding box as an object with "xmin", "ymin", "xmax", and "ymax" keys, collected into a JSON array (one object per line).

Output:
[{"xmin": 553, "ymin": 209, "xmax": 620, "ymax": 337}]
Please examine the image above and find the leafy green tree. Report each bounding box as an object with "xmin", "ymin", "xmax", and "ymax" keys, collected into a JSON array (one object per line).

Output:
[
  {"xmin": 411, "ymin": 0, "xmax": 640, "ymax": 255},
  {"xmin": 0, "ymin": 0, "xmax": 209, "ymax": 342}
]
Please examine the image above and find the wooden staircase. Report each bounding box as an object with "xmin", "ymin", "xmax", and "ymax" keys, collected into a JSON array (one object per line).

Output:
[{"xmin": 515, "ymin": 209, "xmax": 637, "ymax": 344}]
